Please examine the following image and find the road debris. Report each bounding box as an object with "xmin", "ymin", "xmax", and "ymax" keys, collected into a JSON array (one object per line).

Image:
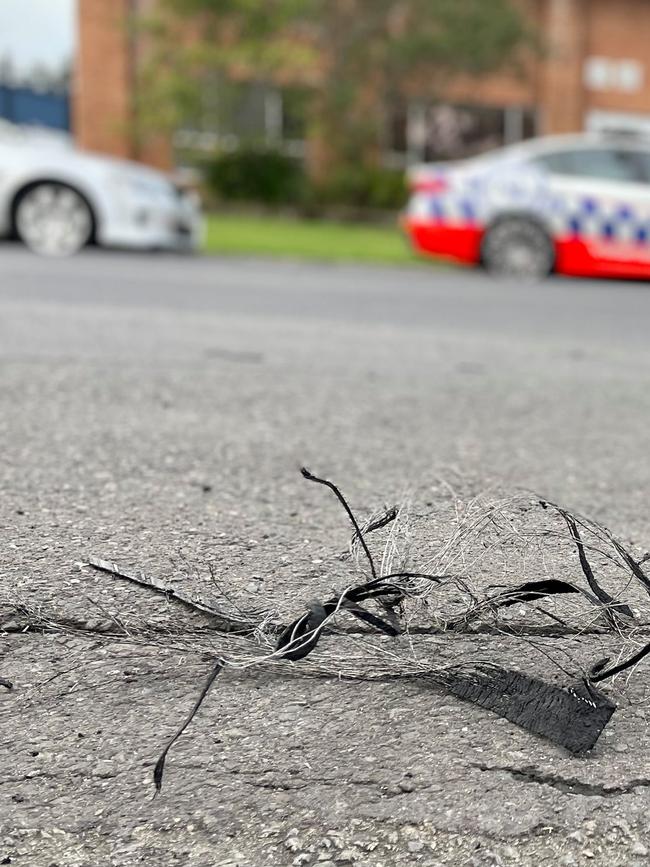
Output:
[
  {"xmin": 75, "ymin": 469, "xmax": 650, "ymax": 791},
  {"xmin": 86, "ymin": 558, "xmax": 253, "ymax": 633}
]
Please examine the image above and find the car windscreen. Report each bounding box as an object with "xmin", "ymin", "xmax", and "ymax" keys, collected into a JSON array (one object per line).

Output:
[
  {"xmin": 623, "ymin": 149, "xmax": 650, "ymax": 184},
  {"xmin": 531, "ymin": 148, "xmax": 641, "ymax": 183}
]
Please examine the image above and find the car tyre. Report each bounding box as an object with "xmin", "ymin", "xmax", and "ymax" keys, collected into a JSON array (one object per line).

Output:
[
  {"xmin": 14, "ymin": 183, "xmax": 94, "ymax": 257},
  {"xmin": 482, "ymin": 218, "xmax": 554, "ymax": 280}
]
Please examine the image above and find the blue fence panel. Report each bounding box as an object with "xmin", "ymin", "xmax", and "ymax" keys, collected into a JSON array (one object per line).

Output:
[{"xmin": 0, "ymin": 85, "xmax": 70, "ymax": 131}]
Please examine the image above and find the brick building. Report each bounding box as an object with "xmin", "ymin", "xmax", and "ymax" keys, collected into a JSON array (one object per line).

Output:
[{"xmin": 73, "ymin": 0, "xmax": 650, "ymax": 169}]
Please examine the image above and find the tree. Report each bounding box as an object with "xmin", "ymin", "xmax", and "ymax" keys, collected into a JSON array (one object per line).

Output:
[{"xmin": 137, "ymin": 0, "xmax": 536, "ymax": 178}]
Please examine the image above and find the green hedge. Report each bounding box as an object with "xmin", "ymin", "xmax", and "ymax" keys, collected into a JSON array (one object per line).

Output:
[
  {"xmin": 204, "ymin": 148, "xmax": 304, "ymax": 205},
  {"xmin": 202, "ymin": 148, "xmax": 407, "ymax": 212},
  {"xmin": 309, "ymin": 165, "xmax": 407, "ymax": 211}
]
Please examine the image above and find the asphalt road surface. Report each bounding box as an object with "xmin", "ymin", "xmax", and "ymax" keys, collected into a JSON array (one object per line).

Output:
[{"xmin": 2, "ymin": 245, "xmax": 650, "ymax": 867}]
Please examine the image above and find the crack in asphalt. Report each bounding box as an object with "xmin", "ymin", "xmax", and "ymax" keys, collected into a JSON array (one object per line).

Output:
[
  {"xmin": 0, "ymin": 617, "xmax": 627, "ymax": 640},
  {"xmin": 235, "ymin": 769, "xmax": 383, "ymax": 790},
  {"xmin": 474, "ymin": 764, "xmax": 650, "ymax": 798}
]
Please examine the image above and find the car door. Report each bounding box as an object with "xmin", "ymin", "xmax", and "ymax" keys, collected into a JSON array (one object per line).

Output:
[{"xmin": 531, "ymin": 146, "xmax": 650, "ymax": 277}]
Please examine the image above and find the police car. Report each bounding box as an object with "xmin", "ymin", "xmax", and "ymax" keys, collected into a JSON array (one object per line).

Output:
[{"xmin": 404, "ymin": 133, "xmax": 650, "ymax": 280}]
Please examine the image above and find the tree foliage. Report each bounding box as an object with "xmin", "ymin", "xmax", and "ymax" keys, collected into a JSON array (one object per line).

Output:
[{"xmin": 138, "ymin": 0, "xmax": 536, "ymax": 174}]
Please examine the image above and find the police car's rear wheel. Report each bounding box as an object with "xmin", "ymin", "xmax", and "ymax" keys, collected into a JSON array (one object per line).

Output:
[{"xmin": 482, "ymin": 218, "xmax": 554, "ymax": 280}]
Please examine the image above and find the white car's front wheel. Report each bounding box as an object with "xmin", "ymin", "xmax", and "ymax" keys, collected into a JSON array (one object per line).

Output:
[{"xmin": 14, "ymin": 183, "xmax": 94, "ymax": 257}]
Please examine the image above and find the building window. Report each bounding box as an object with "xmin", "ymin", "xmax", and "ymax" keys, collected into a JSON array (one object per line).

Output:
[
  {"xmin": 387, "ymin": 101, "xmax": 537, "ymax": 165},
  {"xmin": 583, "ymin": 57, "xmax": 644, "ymax": 94},
  {"xmin": 174, "ymin": 79, "xmax": 308, "ymax": 156}
]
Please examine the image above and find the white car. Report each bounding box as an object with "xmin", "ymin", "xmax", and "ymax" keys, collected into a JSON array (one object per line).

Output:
[
  {"xmin": 404, "ymin": 132, "xmax": 650, "ymax": 280},
  {"xmin": 0, "ymin": 121, "xmax": 202, "ymax": 256}
]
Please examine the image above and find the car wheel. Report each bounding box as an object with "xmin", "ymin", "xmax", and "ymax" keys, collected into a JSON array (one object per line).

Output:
[
  {"xmin": 482, "ymin": 218, "xmax": 554, "ymax": 280},
  {"xmin": 14, "ymin": 183, "xmax": 93, "ymax": 256}
]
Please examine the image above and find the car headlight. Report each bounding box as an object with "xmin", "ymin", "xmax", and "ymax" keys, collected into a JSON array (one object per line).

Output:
[{"xmin": 111, "ymin": 172, "xmax": 175, "ymax": 201}]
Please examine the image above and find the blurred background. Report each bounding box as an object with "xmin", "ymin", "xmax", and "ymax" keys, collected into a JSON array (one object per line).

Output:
[
  {"xmin": 3, "ymin": 0, "xmax": 650, "ymax": 262},
  {"xmin": 3, "ymin": 0, "xmax": 650, "ymax": 524},
  {"xmin": 1, "ymin": 1, "xmax": 650, "ymax": 504}
]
